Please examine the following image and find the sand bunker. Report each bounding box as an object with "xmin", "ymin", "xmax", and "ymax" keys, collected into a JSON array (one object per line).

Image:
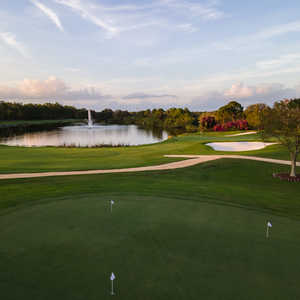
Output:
[{"xmin": 206, "ymin": 142, "xmax": 276, "ymax": 152}]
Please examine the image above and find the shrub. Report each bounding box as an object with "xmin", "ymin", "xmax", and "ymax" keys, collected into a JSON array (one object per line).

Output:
[
  {"xmin": 213, "ymin": 119, "xmax": 248, "ymax": 131},
  {"xmin": 200, "ymin": 116, "xmax": 217, "ymax": 130}
]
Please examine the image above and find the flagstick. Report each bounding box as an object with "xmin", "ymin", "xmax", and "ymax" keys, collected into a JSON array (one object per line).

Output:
[
  {"xmin": 110, "ymin": 200, "xmax": 114, "ymax": 213},
  {"xmin": 266, "ymin": 225, "xmax": 269, "ymax": 239},
  {"xmin": 110, "ymin": 272, "xmax": 116, "ymax": 295},
  {"xmin": 111, "ymin": 280, "xmax": 114, "ymax": 295}
]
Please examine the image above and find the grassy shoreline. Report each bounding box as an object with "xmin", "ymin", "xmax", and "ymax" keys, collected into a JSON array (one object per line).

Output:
[{"xmin": 0, "ymin": 119, "xmax": 80, "ymax": 127}]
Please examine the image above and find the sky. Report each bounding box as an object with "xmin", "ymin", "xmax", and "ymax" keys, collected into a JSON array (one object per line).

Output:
[{"xmin": 1, "ymin": 0, "xmax": 300, "ymax": 111}]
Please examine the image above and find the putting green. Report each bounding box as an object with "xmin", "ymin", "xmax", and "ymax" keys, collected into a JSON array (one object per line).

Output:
[{"xmin": 0, "ymin": 196, "xmax": 299, "ymax": 300}]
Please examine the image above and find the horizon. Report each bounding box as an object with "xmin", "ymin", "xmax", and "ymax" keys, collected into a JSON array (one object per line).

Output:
[{"xmin": 1, "ymin": 0, "xmax": 300, "ymax": 111}]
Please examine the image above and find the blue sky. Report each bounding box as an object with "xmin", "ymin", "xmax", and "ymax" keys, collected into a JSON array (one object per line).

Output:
[{"xmin": 1, "ymin": 0, "xmax": 300, "ymax": 111}]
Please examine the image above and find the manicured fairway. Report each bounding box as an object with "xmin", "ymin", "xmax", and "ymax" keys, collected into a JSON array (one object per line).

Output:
[{"xmin": 0, "ymin": 159, "xmax": 299, "ymax": 300}]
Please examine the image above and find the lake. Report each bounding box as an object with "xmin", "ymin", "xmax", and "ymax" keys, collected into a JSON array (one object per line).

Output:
[{"xmin": 0, "ymin": 125, "xmax": 169, "ymax": 147}]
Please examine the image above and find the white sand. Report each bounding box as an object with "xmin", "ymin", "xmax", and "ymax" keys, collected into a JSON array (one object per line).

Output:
[{"xmin": 206, "ymin": 142, "xmax": 276, "ymax": 152}]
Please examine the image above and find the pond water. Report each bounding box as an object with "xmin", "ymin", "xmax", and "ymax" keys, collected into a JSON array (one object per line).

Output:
[{"xmin": 0, "ymin": 125, "xmax": 169, "ymax": 147}]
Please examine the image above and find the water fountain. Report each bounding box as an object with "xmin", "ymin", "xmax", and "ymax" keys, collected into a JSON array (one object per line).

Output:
[{"xmin": 88, "ymin": 109, "xmax": 93, "ymax": 128}]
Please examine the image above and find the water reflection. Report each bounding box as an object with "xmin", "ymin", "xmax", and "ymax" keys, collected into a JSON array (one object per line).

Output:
[{"xmin": 0, "ymin": 125, "xmax": 169, "ymax": 147}]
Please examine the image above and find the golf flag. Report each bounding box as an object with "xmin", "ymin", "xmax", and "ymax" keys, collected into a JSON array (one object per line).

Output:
[
  {"xmin": 266, "ymin": 221, "xmax": 272, "ymax": 238},
  {"xmin": 110, "ymin": 273, "xmax": 116, "ymax": 281},
  {"xmin": 110, "ymin": 200, "xmax": 114, "ymax": 212},
  {"xmin": 110, "ymin": 273, "xmax": 116, "ymax": 295}
]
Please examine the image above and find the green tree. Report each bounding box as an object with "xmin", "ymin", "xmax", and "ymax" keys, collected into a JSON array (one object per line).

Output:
[
  {"xmin": 217, "ymin": 101, "xmax": 244, "ymax": 123},
  {"xmin": 261, "ymin": 99, "xmax": 300, "ymax": 177},
  {"xmin": 164, "ymin": 108, "xmax": 195, "ymax": 131},
  {"xmin": 244, "ymin": 103, "xmax": 269, "ymax": 129}
]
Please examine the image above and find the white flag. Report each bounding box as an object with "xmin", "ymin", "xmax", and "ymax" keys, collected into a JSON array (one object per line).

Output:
[
  {"xmin": 111, "ymin": 200, "xmax": 115, "ymax": 205},
  {"xmin": 110, "ymin": 273, "xmax": 116, "ymax": 281},
  {"xmin": 267, "ymin": 222, "xmax": 272, "ymax": 228}
]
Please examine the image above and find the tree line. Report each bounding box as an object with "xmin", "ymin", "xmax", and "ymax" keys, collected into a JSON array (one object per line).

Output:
[
  {"xmin": 93, "ymin": 101, "xmax": 271, "ymax": 132},
  {"xmin": 94, "ymin": 108, "xmax": 199, "ymax": 133},
  {"xmin": 0, "ymin": 101, "xmax": 88, "ymax": 121},
  {"xmin": 0, "ymin": 99, "xmax": 298, "ymax": 135}
]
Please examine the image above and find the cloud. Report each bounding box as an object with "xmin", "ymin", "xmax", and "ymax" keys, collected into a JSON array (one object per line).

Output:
[
  {"xmin": 31, "ymin": 0, "xmax": 64, "ymax": 32},
  {"xmin": 158, "ymin": 0, "xmax": 225, "ymax": 20},
  {"xmin": 1, "ymin": 77, "xmax": 299, "ymax": 112},
  {"xmin": 123, "ymin": 93, "xmax": 177, "ymax": 100},
  {"xmin": 256, "ymin": 21, "xmax": 300, "ymax": 40},
  {"xmin": 224, "ymin": 83, "xmax": 255, "ymax": 98},
  {"xmin": 64, "ymin": 67, "xmax": 80, "ymax": 72},
  {"xmin": 54, "ymin": 0, "xmax": 224, "ymax": 38},
  {"xmin": 0, "ymin": 76, "xmax": 111, "ymax": 101},
  {"xmin": 213, "ymin": 20, "xmax": 300, "ymax": 51},
  {"xmin": 177, "ymin": 23, "xmax": 198, "ymax": 33},
  {"xmin": 184, "ymin": 80, "xmax": 300, "ymax": 111},
  {"xmin": 219, "ymin": 82, "xmax": 300, "ymax": 110},
  {"xmin": 0, "ymin": 32, "xmax": 29, "ymax": 58},
  {"xmin": 256, "ymin": 53, "xmax": 300, "ymax": 70},
  {"xmin": 224, "ymin": 82, "xmax": 296, "ymax": 100},
  {"xmin": 131, "ymin": 20, "xmax": 300, "ymax": 71},
  {"xmin": 0, "ymin": 76, "xmax": 180, "ymax": 110},
  {"xmin": 54, "ymin": 0, "xmax": 118, "ymax": 35}
]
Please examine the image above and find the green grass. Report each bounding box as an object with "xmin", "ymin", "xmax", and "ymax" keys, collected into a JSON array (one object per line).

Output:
[
  {"xmin": 0, "ymin": 159, "xmax": 300, "ymax": 300},
  {"xmin": 0, "ymin": 119, "xmax": 80, "ymax": 127},
  {"xmin": 0, "ymin": 131, "xmax": 299, "ymax": 299},
  {"xmin": 0, "ymin": 131, "xmax": 292, "ymax": 174}
]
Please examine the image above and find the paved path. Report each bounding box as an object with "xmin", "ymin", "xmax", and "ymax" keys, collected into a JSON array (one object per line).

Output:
[
  {"xmin": 0, "ymin": 155, "xmax": 298, "ymax": 180},
  {"xmin": 165, "ymin": 155, "xmax": 300, "ymax": 167},
  {"xmin": 225, "ymin": 131, "xmax": 257, "ymax": 137}
]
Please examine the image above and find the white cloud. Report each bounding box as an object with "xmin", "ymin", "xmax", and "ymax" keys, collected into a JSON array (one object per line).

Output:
[
  {"xmin": 214, "ymin": 20, "xmax": 300, "ymax": 51},
  {"xmin": 31, "ymin": 0, "xmax": 64, "ymax": 32},
  {"xmin": 1, "ymin": 77, "xmax": 299, "ymax": 111},
  {"xmin": 189, "ymin": 82, "xmax": 300, "ymax": 111},
  {"xmin": 256, "ymin": 21, "xmax": 300, "ymax": 40},
  {"xmin": 0, "ymin": 32, "xmax": 29, "ymax": 58},
  {"xmin": 20, "ymin": 76, "xmax": 67, "ymax": 97},
  {"xmin": 54, "ymin": 0, "xmax": 118, "ymax": 35},
  {"xmin": 177, "ymin": 23, "xmax": 198, "ymax": 33},
  {"xmin": 65, "ymin": 67, "xmax": 80, "ymax": 72},
  {"xmin": 223, "ymin": 83, "xmax": 287, "ymax": 99},
  {"xmin": 256, "ymin": 53, "xmax": 300, "ymax": 70},
  {"xmin": 0, "ymin": 76, "xmax": 111, "ymax": 101},
  {"xmin": 224, "ymin": 83, "xmax": 254, "ymax": 98},
  {"xmin": 54, "ymin": 0, "xmax": 224, "ymax": 38},
  {"xmin": 0, "ymin": 76, "xmax": 67, "ymax": 98},
  {"xmin": 123, "ymin": 93, "xmax": 177, "ymax": 100},
  {"xmin": 158, "ymin": 0, "xmax": 225, "ymax": 20},
  {"xmin": 223, "ymin": 82, "xmax": 297, "ymax": 103}
]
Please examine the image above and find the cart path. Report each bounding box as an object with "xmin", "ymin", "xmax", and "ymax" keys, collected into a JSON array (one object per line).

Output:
[
  {"xmin": 225, "ymin": 131, "xmax": 257, "ymax": 137},
  {"xmin": 0, "ymin": 155, "xmax": 298, "ymax": 180}
]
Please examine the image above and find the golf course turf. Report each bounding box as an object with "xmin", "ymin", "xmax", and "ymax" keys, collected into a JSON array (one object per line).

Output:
[
  {"xmin": 0, "ymin": 132, "xmax": 292, "ymax": 174},
  {"xmin": 0, "ymin": 132, "xmax": 299, "ymax": 299}
]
